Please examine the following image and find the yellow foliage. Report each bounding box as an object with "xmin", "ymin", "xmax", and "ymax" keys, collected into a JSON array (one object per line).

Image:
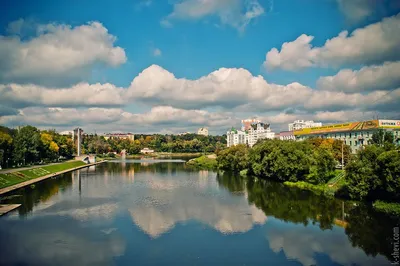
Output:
[
  {"xmin": 41, "ymin": 133, "xmax": 53, "ymax": 145},
  {"xmin": 49, "ymin": 141, "xmax": 59, "ymax": 153},
  {"xmin": 0, "ymin": 132, "xmax": 12, "ymax": 146}
]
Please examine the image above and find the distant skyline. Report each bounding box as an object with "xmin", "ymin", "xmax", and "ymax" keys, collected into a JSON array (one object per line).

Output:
[{"xmin": 0, "ymin": 0, "xmax": 399, "ymax": 134}]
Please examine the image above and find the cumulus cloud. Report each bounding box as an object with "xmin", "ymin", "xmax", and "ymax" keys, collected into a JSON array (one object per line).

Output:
[
  {"xmin": 264, "ymin": 14, "xmax": 400, "ymax": 71},
  {"xmin": 0, "ymin": 20, "xmax": 127, "ymax": 86},
  {"xmin": 0, "ymin": 106, "xmax": 237, "ymax": 133},
  {"xmin": 162, "ymin": 0, "xmax": 265, "ymax": 31},
  {"xmin": 0, "ymin": 83, "xmax": 126, "ymax": 108},
  {"xmin": 317, "ymin": 61, "xmax": 400, "ymax": 92},
  {"xmin": 127, "ymin": 65, "xmax": 400, "ymax": 113},
  {"xmin": 337, "ymin": 0, "xmax": 400, "ymax": 23},
  {"xmin": 1, "ymin": 64, "xmax": 398, "ymax": 133}
]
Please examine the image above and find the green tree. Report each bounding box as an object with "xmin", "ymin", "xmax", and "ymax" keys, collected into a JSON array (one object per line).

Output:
[
  {"xmin": 248, "ymin": 140, "xmax": 312, "ymax": 182},
  {"xmin": 0, "ymin": 131, "xmax": 13, "ymax": 168},
  {"xmin": 307, "ymin": 148, "xmax": 336, "ymax": 184},
  {"xmin": 217, "ymin": 144, "xmax": 249, "ymax": 172},
  {"xmin": 13, "ymin": 126, "xmax": 42, "ymax": 165},
  {"xmin": 369, "ymin": 129, "xmax": 395, "ymax": 149}
]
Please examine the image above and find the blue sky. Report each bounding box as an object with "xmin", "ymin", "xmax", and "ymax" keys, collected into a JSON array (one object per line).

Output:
[{"xmin": 0, "ymin": 0, "xmax": 399, "ymax": 134}]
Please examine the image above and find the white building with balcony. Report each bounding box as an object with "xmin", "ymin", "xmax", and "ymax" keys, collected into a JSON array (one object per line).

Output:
[
  {"xmin": 227, "ymin": 121, "xmax": 275, "ymax": 147},
  {"xmin": 288, "ymin": 120, "xmax": 322, "ymax": 131}
]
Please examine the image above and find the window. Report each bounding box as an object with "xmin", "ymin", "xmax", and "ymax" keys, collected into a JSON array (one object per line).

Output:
[
  {"xmin": 349, "ymin": 141, "xmax": 352, "ymax": 146},
  {"xmin": 355, "ymin": 132, "xmax": 358, "ymax": 137},
  {"xmin": 355, "ymin": 141, "xmax": 358, "ymax": 146},
  {"xmin": 350, "ymin": 133, "xmax": 352, "ymax": 138}
]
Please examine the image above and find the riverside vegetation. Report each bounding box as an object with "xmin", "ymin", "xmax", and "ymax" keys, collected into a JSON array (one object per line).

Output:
[{"xmin": 215, "ymin": 130, "xmax": 400, "ymax": 216}]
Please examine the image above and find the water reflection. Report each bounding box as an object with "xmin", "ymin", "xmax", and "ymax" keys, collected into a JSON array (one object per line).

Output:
[{"xmin": 0, "ymin": 161, "xmax": 397, "ymax": 266}]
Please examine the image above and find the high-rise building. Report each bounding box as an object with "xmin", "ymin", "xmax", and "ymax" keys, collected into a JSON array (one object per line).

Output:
[
  {"xmin": 73, "ymin": 128, "xmax": 84, "ymax": 156},
  {"xmin": 227, "ymin": 120, "xmax": 275, "ymax": 147},
  {"xmin": 288, "ymin": 120, "xmax": 322, "ymax": 131},
  {"xmin": 197, "ymin": 128, "xmax": 209, "ymax": 136}
]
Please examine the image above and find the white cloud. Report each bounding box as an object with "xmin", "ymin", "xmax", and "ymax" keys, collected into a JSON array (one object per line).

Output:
[
  {"xmin": 263, "ymin": 14, "xmax": 400, "ymax": 71},
  {"xmin": 317, "ymin": 61, "xmax": 400, "ymax": 92},
  {"xmin": 336, "ymin": 0, "xmax": 400, "ymax": 23},
  {"xmin": 1, "ymin": 64, "xmax": 399, "ymax": 133},
  {"xmin": 336, "ymin": 0, "xmax": 375, "ymax": 22},
  {"xmin": 0, "ymin": 83, "xmax": 126, "ymax": 108},
  {"xmin": 153, "ymin": 48, "xmax": 162, "ymax": 57},
  {"xmin": 267, "ymin": 225, "xmax": 389, "ymax": 266},
  {"xmin": 0, "ymin": 106, "xmax": 237, "ymax": 133},
  {"xmin": 0, "ymin": 20, "xmax": 127, "ymax": 86},
  {"xmin": 127, "ymin": 65, "xmax": 400, "ymax": 113},
  {"xmin": 162, "ymin": 0, "xmax": 265, "ymax": 31}
]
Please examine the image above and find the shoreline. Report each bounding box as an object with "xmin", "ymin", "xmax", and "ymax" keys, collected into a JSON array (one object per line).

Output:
[{"xmin": 0, "ymin": 160, "xmax": 107, "ymax": 196}]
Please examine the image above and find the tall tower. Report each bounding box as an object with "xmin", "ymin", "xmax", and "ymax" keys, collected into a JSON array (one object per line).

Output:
[{"xmin": 73, "ymin": 128, "xmax": 83, "ymax": 156}]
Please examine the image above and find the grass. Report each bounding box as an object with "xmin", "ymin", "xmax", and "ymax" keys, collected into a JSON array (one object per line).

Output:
[
  {"xmin": 0, "ymin": 161, "xmax": 86, "ymax": 189},
  {"xmin": 186, "ymin": 155, "xmax": 217, "ymax": 169},
  {"xmin": 284, "ymin": 170, "xmax": 346, "ymax": 197},
  {"xmin": 373, "ymin": 200, "xmax": 400, "ymax": 216}
]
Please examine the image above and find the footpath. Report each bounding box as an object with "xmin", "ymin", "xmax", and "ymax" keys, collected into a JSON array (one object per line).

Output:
[{"xmin": 0, "ymin": 160, "xmax": 106, "ymax": 215}]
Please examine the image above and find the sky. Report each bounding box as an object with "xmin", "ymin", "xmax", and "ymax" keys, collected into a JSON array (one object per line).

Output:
[{"xmin": 0, "ymin": 0, "xmax": 399, "ymax": 135}]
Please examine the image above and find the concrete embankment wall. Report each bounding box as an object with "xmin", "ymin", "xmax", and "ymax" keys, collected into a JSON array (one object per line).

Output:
[{"xmin": 0, "ymin": 160, "xmax": 106, "ymax": 196}]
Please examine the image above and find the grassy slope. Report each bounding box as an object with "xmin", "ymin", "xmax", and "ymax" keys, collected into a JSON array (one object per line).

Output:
[
  {"xmin": 0, "ymin": 161, "xmax": 86, "ymax": 189},
  {"xmin": 284, "ymin": 170, "xmax": 346, "ymax": 197},
  {"xmin": 186, "ymin": 155, "xmax": 217, "ymax": 169}
]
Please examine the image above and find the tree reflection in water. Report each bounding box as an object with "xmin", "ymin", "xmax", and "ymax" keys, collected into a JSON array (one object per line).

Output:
[{"xmin": 217, "ymin": 171, "xmax": 399, "ymax": 261}]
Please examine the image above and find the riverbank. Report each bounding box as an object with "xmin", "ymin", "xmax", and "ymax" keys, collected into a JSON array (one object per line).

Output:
[
  {"xmin": 0, "ymin": 160, "xmax": 106, "ymax": 195},
  {"xmin": 186, "ymin": 154, "xmax": 217, "ymax": 169}
]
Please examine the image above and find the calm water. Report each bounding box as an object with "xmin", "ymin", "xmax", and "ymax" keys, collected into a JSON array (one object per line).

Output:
[{"xmin": 0, "ymin": 160, "xmax": 398, "ymax": 266}]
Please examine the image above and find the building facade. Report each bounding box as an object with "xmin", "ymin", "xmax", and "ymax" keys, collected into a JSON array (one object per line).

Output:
[
  {"xmin": 276, "ymin": 131, "xmax": 296, "ymax": 141},
  {"xmin": 103, "ymin": 133, "xmax": 134, "ymax": 141},
  {"xmin": 294, "ymin": 120, "xmax": 400, "ymax": 153},
  {"xmin": 227, "ymin": 121, "xmax": 275, "ymax": 147},
  {"xmin": 288, "ymin": 120, "xmax": 322, "ymax": 131},
  {"xmin": 197, "ymin": 128, "xmax": 209, "ymax": 136}
]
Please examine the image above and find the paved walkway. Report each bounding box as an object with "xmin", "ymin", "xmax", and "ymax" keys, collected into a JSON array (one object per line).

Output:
[{"xmin": 0, "ymin": 161, "xmax": 106, "ymax": 195}]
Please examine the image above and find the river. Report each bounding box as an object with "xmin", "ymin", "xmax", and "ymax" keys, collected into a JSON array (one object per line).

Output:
[{"xmin": 0, "ymin": 160, "xmax": 397, "ymax": 266}]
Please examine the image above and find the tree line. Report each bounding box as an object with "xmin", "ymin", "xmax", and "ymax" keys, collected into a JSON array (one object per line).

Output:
[
  {"xmin": 0, "ymin": 125, "xmax": 75, "ymax": 168},
  {"xmin": 217, "ymin": 130, "xmax": 399, "ymax": 203},
  {"xmin": 83, "ymin": 133, "xmax": 226, "ymax": 155}
]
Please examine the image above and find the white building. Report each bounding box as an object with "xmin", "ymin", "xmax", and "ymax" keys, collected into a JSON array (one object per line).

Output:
[
  {"xmin": 288, "ymin": 120, "xmax": 322, "ymax": 131},
  {"xmin": 197, "ymin": 127, "xmax": 209, "ymax": 136},
  {"xmin": 247, "ymin": 122, "xmax": 275, "ymax": 147},
  {"xmin": 227, "ymin": 128, "xmax": 247, "ymax": 147},
  {"xmin": 140, "ymin": 148, "xmax": 154, "ymax": 154},
  {"xmin": 227, "ymin": 121, "xmax": 275, "ymax": 147}
]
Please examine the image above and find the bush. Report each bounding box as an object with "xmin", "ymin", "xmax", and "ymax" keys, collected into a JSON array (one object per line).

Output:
[
  {"xmin": 345, "ymin": 145, "xmax": 400, "ymax": 201},
  {"xmin": 217, "ymin": 144, "xmax": 249, "ymax": 172},
  {"xmin": 248, "ymin": 140, "xmax": 312, "ymax": 182}
]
